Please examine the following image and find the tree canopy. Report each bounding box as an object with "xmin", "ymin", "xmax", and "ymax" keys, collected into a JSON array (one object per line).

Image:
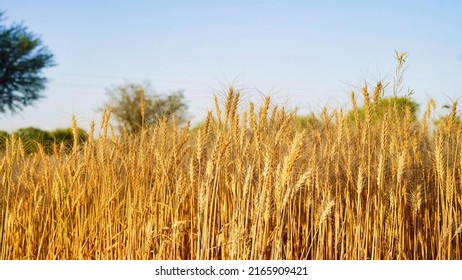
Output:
[
  {"xmin": 101, "ymin": 82, "xmax": 188, "ymax": 133},
  {"xmin": 348, "ymin": 96, "xmax": 419, "ymax": 123},
  {"xmin": 0, "ymin": 12, "xmax": 55, "ymax": 114}
]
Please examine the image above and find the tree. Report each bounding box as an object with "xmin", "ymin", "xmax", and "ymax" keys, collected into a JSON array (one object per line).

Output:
[
  {"xmin": 0, "ymin": 130, "xmax": 8, "ymax": 151},
  {"xmin": 348, "ymin": 96, "xmax": 419, "ymax": 123},
  {"xmin": 0, "ymin": 12, "xmax": 55, "ymax": 114},
  {"xmin": 50, "ymin": 127, "xmax": 88, "ymax": 150},
  {"xmin": 101, "ymin": 82, "xmax": 188, "ymax": 133},
  {"xmin": 296, "ymin": 113, "xmax": 321, "ymax": 129},
  {"xmin": 15, "ymin": 126, "xmax": 53, "ymax": 153}
]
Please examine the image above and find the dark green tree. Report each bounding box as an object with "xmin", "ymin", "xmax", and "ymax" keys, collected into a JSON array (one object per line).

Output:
[
  {"xmin": 101, "ymin": 82, "xmax": 188, "ymax": 133},
  {"xmin": 348, "ymin": 96, "xmax": 419, "ymax": 123},
  {"xmin": 50, "ymin": 127, "xmax": 88, "ymax": 150},
  {"xmin": 15, "ymin": 126, "xmax": 52, "ymax": 153},
  {"xmin": 0, "ymin": 12, "xmax": 55, "ymax": 113},
  {"xmin": 295, "ymin": 113, "xmax": 321, "ymax": 129},
  {"xmin": 0, "ymin": 130, "xmax": 8, "ymax": 150}
]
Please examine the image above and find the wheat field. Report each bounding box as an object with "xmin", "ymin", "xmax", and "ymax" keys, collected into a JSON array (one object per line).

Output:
[{"xmin": 1, "ymin": 84, "xmax": 462, "ymax": 260}]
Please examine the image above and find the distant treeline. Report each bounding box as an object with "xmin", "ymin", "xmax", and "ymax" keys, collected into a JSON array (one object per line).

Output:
[{"xmin": 0, "ymin": 127, "xmax": 88, "ymax": 154}]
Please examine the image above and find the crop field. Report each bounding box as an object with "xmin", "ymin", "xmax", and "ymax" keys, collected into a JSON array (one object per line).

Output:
[{"xmin": 1, "ymin": 84, "xmax": 462, "ymax": 260}]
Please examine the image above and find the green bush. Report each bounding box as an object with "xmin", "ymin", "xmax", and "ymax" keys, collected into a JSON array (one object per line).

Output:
[
  {"xmin": 0, "ymin": 130, "xmax": 9, "ymax": 151},
  {"xmin": 296, "ymin": 113, "xmax": 321, "ymax": 129},
  {"xmin": 49, "ymin": 127, "xmax": 88, "ymax": 151},
  {"xmin": 15, "ymin": 127, "xmax": 53, "ymax": 153},
  {"xmin": 11, "ymin": 126, "xmax": 88, "ymax": 154},
  {"xmin": 348, "ymin": 96, "xmax": 419, "ymax": 123}
]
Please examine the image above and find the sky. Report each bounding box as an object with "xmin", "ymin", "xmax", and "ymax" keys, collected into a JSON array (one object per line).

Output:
[{"xmin": 1, "ymin": 0, "xmax": 462, "ymax": 132}]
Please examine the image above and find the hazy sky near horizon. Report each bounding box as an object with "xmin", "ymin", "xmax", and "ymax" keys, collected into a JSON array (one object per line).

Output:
[{"xmin": 1, "ymin": 0, "xmax": 461, "ymax": 132}]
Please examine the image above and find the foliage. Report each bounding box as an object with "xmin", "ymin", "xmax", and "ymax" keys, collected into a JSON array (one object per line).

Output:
[
  {"xmin": 347, "ymin": 51, "xmax": 418, "ymax": 124},
  {"xmin": 0, "ymin": 130, "xmax": 8, "ymax": 150},
  {"xmin": 0, "ymin": 12, "xmax": 55, "ymax": 114},
  {"xmin": 3, "ymin": 126, "xmax": 88, "ymax": 154},
  {"xmin": 295, "ymin": 113, "xmax": 321, "ymax": 129},
  {"xmin": 50, "ymin": 127, "xmax": 88, "ymax": 149},
  {"xmin": 348, "ymin": 95, "xmax": 419, "ymax": 122},
  {"xmin": 14, "ymin": 126, "xmax": 53, "ymax": 153},
  {"xmin": 100, "ymin": 82, "xmax": 188, "ymax": 133}
]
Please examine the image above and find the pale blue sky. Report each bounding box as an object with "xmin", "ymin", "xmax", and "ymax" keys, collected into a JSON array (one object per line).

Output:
[{"xmin": 1, "ymin": 0, "xmax": 461, "ymax": 132}]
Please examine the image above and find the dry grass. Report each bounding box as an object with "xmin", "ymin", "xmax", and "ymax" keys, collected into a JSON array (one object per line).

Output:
[{"xmin": 1, "ymin": 85, "xmax": 462, "ymax": 260}]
